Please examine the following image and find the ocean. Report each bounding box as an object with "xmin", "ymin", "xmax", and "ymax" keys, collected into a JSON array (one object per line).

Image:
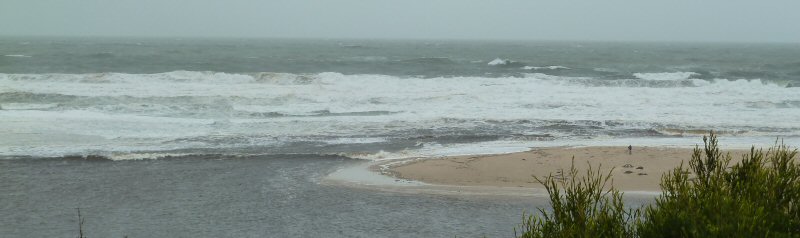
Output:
[{"xmin": 1, "ymin": 37, "xmax": 799, "ymax": 237}]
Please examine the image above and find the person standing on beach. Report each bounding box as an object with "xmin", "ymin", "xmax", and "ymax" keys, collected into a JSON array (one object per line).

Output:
[{"xmin": 628, "ymin": 145, "xmax": 632, "ymax": 155}]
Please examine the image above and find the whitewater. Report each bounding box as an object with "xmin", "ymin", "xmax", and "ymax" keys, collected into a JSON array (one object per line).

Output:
[{"xmin": 2, "ymin": 70, "xmax": 798, "ymax": 160}]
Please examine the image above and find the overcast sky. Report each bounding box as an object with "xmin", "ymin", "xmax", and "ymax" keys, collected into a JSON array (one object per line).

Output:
[{"xmin": 2, "ymin": 0, "xmax": 799, "ymax": 43}]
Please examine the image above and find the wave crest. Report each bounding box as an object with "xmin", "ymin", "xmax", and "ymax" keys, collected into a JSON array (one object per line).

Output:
[
  {"xmin": 487, "ymin": 58, "xmax": 525, "ymax": 67},
  {"xmin": 523, "ymin": 65, "xmax": 570, "ymax": 70},
  {"xmin": 633, "ymin": 72, "xmax": 699, "ymax": 81}
]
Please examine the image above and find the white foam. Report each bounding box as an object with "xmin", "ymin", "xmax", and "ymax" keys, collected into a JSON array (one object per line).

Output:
[
  {"xmin": 339, "ymin": 135, "xmax": 800, "ymax": 163},
  {"xmin": 3, "ymin": 54, "xmax": 31, "ymax": 58},
  {"xmin": 106, "ymin": 152, "xmax": 193, "ymax": 161},
  {"xmin": 324, "ymin": 137, "xmax": 389, "ymax": 145},
  {"xmin": 633, "ymin": 72, "xmax": 698, "ymax": 81},
  {"xmin": 487, "ymin": 58, "xmax": 509, "ymax": 66},
  {"xmin": 343, "ymin": 141, "xmax": 536, "ymax": 161},
  {"xmin": 325, "ymin": 162, "xmax": 424, "ymax": 187},
  {"xmin": 594, "ymin": 67, "xmax": 618, "ymax": 72},
  {"xmin": 523, "ymin": 65, "xmax": 570, "ymax": 70},
  {"xmin": 0, "ymin": 110, "xmax": 214, "ymax": 140},
  {"xmin": 2, "ymin": 71, "xmax": 799, "ymax": 158},
  {"xmin": 0, "ymin": 103, "xmax": 57, "ymax": 110}
]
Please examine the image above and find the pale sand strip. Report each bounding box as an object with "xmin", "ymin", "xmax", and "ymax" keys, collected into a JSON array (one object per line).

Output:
[
  {"xmin": 386, "ymin": 146, "xmax": 750, "ymax": 192},
  {"xmin": 322, "ymin": 161, "xmax": 553, "ymax": 198}
]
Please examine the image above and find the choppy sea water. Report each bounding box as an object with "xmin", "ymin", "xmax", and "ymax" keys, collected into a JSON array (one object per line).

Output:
[
  {"xmin": 2, "ymin": 38, "xmax": 800, "ymax": 160},
  {"xmin": 1, "ymin": 37, "xmax": 799, "ymax": 236}
]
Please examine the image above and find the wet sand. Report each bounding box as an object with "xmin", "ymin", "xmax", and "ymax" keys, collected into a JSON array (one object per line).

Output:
[{"xmin": 387, "ymin": 146, "xmax": 749, "ymax": 191}]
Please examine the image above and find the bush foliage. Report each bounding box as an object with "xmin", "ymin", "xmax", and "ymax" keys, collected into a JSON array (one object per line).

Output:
[
  {"xmin": 517, "ymin": 133, "xmax": 800, "ymax": 238},
  {"xmin": 516, "ymin": 158, "xmax": 636, "ymax": 238}
]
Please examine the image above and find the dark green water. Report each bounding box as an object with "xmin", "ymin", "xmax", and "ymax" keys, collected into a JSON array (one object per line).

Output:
[{"xmin": 2, "ymin": 37, "xmax": 799, "ymax": 83}]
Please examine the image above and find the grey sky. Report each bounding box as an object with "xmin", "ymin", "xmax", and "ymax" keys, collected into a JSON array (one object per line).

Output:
[{"xmin": 2, "ymin": 0, "xmax": 799, "ymax": 42}]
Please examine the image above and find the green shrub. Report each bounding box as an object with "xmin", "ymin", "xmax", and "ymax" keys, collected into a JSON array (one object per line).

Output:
[
  {"xmin": 516, "ymin": 158, "xmax": 637, "ymax": 238},
  {"xmin": 636, "ymin": 134, "xmax": 800, "ymax": 237},
  {"xmin": 516, "ymin": 133, "xmax": 800, "ymax": 238}
]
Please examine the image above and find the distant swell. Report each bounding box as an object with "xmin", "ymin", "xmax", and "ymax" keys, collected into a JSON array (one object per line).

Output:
[
  {"xmin": 399, "ymin": 57, "xmax": 455, "ymax": 65},
  {"xmin": 0, "ymin": 71, "xmax": 777, "ymax": 89},
  {"xmin": 0, "ymin": 71, "xmax": 323, "ymax": 85},
  {"xmin": 4, "ymin": 54, "xmax": 32, "ymax": 58}
]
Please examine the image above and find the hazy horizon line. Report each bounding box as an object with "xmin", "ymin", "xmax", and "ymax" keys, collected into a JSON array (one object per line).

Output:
[{"xmin": 2, "ymin": 34, "xmax": 799, "ymax": 45}]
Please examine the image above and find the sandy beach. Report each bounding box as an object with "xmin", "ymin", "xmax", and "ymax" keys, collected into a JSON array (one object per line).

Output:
[{"xmin": 387, "ymin": 146, "xmax": 750, "ymax": 191}]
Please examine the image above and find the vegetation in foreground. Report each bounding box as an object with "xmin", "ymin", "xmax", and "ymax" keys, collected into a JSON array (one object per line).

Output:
[{"xmin": 517, "ymin": 133, "xmax": 800, "ymax": 238}]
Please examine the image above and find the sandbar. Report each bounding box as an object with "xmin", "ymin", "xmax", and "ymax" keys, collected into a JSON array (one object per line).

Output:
[{"xmin": 386, "ymin": 146, "xmax": 750, "ymax": 191}]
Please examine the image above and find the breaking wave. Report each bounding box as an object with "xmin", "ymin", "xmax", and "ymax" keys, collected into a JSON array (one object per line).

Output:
[
  {"xmin": 633, "ymin": 72, "xmax": 699, "ymax": 81},
  {"xmin": 523, "ymin": 65, "xmax": 570, "ymax": 70},
  {"xmin": 2, "ymin": 71, "xmax": 799, "ymax": 159},
  {"xmin": 487, "ymin": 58, "xmax": 525, "ymax": 67}
]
